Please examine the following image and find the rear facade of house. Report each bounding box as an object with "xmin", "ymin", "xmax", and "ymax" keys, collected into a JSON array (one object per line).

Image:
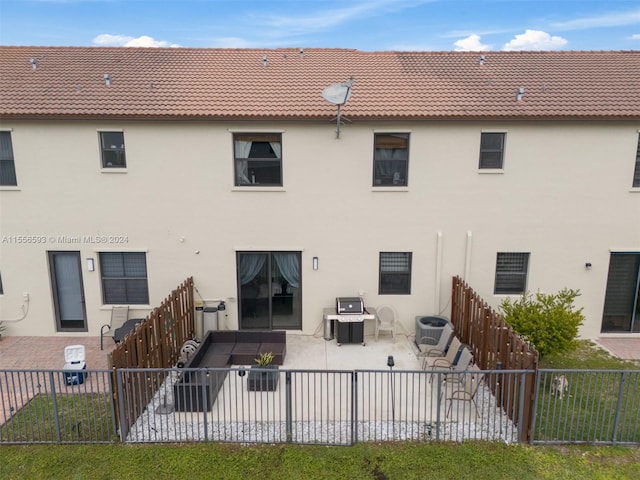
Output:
[{"xmin": 0, "ymin": 47, "xmax": 639, "ymax": 340}]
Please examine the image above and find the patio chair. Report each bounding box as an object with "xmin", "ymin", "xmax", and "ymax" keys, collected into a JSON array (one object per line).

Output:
[
  {"xmin": 442, "ymin": 346, "xmax": 474, "ymax": 385},
  {"xmin": 443, "ymin": 364, "xmax": 484, "ymax": 419},
  {"xmin": 100, "ymin": 306, "xmax": 129, "ymax": 350},
  {"xmin": 418, "ymin": 322, "xmax": 454, "ymax": 357},
  {"xmin": 375, "ymin": 305, "xmax": 397, "ymax": 341},
  {"xmin": 422, "ymin": 335, "xmax": 461, "ymax": 370}
]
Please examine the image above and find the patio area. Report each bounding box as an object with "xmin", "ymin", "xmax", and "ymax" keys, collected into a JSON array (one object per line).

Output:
[
  {"xmin": 121, "ymin": 332, "xmax": 505, "ymax": 444},
  {"xmin": 2, "ymin": 332, "xmax": 507, "ymax": 443},
  {"xmin": 2, "ymin": 331, "xmax": 638, "ymax": 372},
  {"xmin": 3, "ymin": 331, "xmax": 637, "ymax": 444},
  {"xmin": 0, "ymin": 331, "xmax": 420, "ymax": 421},
  {"xmin": 0, "ymin": 331, "xmax": 421, "ymax": 371}
]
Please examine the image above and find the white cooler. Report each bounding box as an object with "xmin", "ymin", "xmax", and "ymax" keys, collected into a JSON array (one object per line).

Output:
[{"xmin": 63, "ymin": 345, "xmax": 87, "ymax": 385}]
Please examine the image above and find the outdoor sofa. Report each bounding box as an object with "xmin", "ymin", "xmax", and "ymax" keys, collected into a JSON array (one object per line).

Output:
[{"xmin": 173, "ymin": 330, "xmax": 286, "ymax": 411}]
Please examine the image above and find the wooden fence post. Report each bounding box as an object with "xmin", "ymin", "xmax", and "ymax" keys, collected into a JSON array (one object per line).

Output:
[
  {"xmin": 449, "ymin": 275, "xmax": 539, "ymax": 444},
  {"xmin": 107, "ymin": 277, "xmax": 195, "ymax": 439}
]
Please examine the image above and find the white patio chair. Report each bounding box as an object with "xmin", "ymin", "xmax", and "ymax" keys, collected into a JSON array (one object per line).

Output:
[
  {"xmin": 100, "ymin": 305, "xmax": 129, "ymax": 350},
  {"xmin": 375, "ymin": 305, "xmax": 397, "ymax": 341}
]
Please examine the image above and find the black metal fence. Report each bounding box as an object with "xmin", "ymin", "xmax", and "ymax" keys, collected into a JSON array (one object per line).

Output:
[
  {"xmin": 0, "ymin": 369, "xmax": 117, "ymax": 443},
  {"xmin": 117, "ymin": 367, "xmax": 524, "ymax": 445},
  {"xmin": 2, "ymin": 367, "xmax": 638, "ymax": 446},
  {"xmin": 533, "ymin": 369, "xmax": 640, "ymax": 445}
]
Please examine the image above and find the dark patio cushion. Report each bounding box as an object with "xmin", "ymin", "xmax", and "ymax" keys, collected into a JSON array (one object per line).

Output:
[
  {"xmin": 212, "ymin": 331, "xmax": 236, "ymax": 343},
  {"xmin": 231, "ymin": 342, "xmax": 260, "ymax": 365},
  {"xmin": 208, "ymin": 343, "xmax": 234, "ymax": 355},
  {"xmin": 236, "ymin": 331, "xmax": 262, "ymax": 343},
  {"xmin": 260, "ymin": 331, "xmax": 286, "ymax": 343},
  {"xmin": 200, "ymin": 351, "xmax": 231, "ymax": 368}
]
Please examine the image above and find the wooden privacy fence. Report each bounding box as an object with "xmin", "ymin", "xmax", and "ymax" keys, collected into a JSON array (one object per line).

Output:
[
  {"xmin": 108, "ymin": 277, "xmax": 195, "ymax": 438},
  {"xmin": 450, "ymin": 275, "xmax": 539, "ymax": 443}
]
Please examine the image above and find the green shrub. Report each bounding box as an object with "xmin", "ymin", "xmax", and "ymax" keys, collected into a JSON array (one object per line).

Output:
[{"xmin": 499, "ymin": 288, "xmax": 584, "ymax": 357}]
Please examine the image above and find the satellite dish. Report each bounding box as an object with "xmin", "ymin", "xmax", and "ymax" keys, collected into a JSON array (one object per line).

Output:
[
  {"xmin": 321, "ymin": 79, "xmax": 354, "ymax": 138},
  {"xmin": 322, "ymin": 80, "xmax": 353, "ymax": 105}
]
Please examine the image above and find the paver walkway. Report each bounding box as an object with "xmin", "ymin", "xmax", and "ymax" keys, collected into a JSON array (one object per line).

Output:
[
  {"xmin": 595, "ymin": 337, "xmax": 640, "ymax": 361},
  {"xmin": 0, "ymin": 336, "xmax": 115, "ymax": 370}
]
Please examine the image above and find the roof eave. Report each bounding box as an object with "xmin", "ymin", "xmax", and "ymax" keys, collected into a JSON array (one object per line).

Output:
[{"xmin": 2, "ymin": 113, "xmax": 640, "ymax": 122}]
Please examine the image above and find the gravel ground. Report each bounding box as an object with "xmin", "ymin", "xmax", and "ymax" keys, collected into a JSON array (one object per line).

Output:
[{"xmin": 125, "ymin": 372, "xmax": 519, "ymax": 444}]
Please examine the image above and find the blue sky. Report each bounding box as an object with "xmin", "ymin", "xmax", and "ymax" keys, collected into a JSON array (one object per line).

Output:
[{"xmin": 1, "ymin": 0, "xmax": 639, "ymax": 51}]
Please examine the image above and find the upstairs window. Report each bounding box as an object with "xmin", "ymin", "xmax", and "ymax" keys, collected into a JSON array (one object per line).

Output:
[
  {"xmin": 373, "ymin": 133, "xmax": 409, "ymax": 186},
  {"xmin": 479, "ymin": 132, "xmax": 505, "ymax": 169},
  {"xmin": 0, "ymin": 131, "xmax": 17, "ymax": 186},
  {"xmin": 99, "ymin": 252, "xmax": 149, "ymax": 304},
  {"xmin": 494, "ymin": 252, "xmax": 530, "ymax": 294},
  {"xmin": 234, "ymin": 133, "xmax": 282, "ymax": 186},
  {"xmin": 379, "ymin": 252, "xmax": 412, "ymax": 294},
  {"xmin": 100, "ymin": 131, "xmax": 126, "ymax": 168},
  {"xmin": 633, "ymin": 134, "xmax": 640, "ymax": 188}
]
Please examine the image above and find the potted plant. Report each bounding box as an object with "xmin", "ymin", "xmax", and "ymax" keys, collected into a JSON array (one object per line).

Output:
[
  {"xmin": 247, "ymin": 352, "xmax": 279, "ymax": 391},
  {"xmin": 0, "ymin": 321, "xmax": 5, "ymax": 339}
]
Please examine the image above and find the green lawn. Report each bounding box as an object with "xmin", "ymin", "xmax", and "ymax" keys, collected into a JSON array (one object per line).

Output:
[
  {"xmin": 1, "ymin": 442, "xmax": 639, "ymax": 479},
  {"xmin": 534, "ymin": 341, "xmax": 640, "ymax": 444},
  {"xmin": 0, "ymin": 393, "xmax": 117, "ymax": 443},
  {"xmin": 2, "ymin": 341, "xmax": 639, "ymax": 478},
  {"xmin": 540, "ymin": 340, "xmax": 640, "ymax": 370}
]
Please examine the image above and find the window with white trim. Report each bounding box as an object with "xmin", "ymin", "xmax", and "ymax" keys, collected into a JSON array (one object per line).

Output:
[
  {"xmin": 100, "ymin": 131, "xmax": 126, "ymax": 168},
  {"xmin": 373, "ymin": 133, "xmax": 409, "ymax": 186},
  {"xmin": 233, "ymin": 133, "xmax": 282, "ymax": 186},
  {"xmin": 0, "ymin": 131, "xmax": 17, "ymax": 186},
  {"xmin": 479, "ymin": 132, "xmax": 505, "ymax": 169},
  {"xmin": 99, "ymin": 252, "xmax": 149, "ymax": 304},
  {"xmin": 494, "ymin": 252, "xmax": 529, "ymax": 294},
  {"xmin": 379, "ymin": 252, "xmax": 412, "ymax": 294}
]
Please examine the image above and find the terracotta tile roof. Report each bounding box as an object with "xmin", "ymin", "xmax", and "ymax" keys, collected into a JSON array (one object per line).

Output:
[{"xmin": 1, "ymin": 46, "xmax": 639, "ymax": 120}]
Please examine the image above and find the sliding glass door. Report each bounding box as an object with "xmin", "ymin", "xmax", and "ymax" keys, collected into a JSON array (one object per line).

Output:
[
  {"xmin": 237, "ymin": 251, "xmax": 301, "ymax": 330},
  {"xmin": 48, "ymin": 251, "xmax": 87, "ymax": 332},
  {"xmin": 601, "ymin": 252, "xmax": 640, "ymax": 333}
]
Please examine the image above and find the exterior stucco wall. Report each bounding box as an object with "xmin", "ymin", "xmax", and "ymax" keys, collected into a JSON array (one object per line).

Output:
[{"xmin": 1, "ymin": 119, "xmax": 639, "ymax": 339}]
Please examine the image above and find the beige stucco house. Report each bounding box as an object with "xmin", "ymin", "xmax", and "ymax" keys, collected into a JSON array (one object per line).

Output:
[{"xmin": 0, "ymin": 47, "xmax": 639, "ymax": 340}]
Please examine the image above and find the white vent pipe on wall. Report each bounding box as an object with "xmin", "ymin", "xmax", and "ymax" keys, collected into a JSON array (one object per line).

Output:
[
  {"xmin": 464, "ymin": 231, "xmax": 473, "ymax": 281},
  {"xmin": 434, "ymin": 231, "xmax": 443, "ymax": 314}
]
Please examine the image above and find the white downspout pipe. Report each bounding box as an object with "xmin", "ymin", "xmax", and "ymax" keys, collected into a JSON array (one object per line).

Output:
[
  {"xmin": 434, "ymin": 231, "xmax": 443, "ymax": 314},
  {"xmin": 464, "ymin": 231, "xmax": 473, "ymax": 281}
]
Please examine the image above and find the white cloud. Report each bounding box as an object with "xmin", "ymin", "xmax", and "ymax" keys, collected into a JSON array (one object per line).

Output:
[
  {"xmin": 453, "ymin": 34, "xmax": 490, "ymax": 51},
  {"xmin": 442, "ymin": 28, "xmax": 513, "ymax": 39},
  {"xmin": 631, "ymin": 34, "xmax": 640, "ymax": 40},
  {"xmin": 92, "ymin": 34, "xmax": 180, "ymax": 48},
  {"xmin": 551, "ymin": 8, "xmax": 640, "ymax": 30},
  {"xmin": 502, "ymin": 30, "xmax": 567, "ymax": 51}
]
